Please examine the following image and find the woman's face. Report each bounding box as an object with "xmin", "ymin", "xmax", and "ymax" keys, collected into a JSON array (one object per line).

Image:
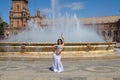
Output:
[
  {"xmin": 58, "ymin": 40, "xmax": 62, "ymax": 44},
  {"xmin": 57, "ymin": 39, "xmax": 62, "ymax": 45}
]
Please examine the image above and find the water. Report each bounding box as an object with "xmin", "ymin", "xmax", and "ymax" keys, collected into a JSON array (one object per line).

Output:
[{"xmin": 3, "ymin": 14, "xmax": 105, "ymax": 42}]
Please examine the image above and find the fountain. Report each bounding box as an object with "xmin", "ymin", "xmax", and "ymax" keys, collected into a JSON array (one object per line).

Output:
[
  {"xmin": 0, "ymin": 16, "xmax": 116, "ymax": 60},
  {"xmin": 0, "ymin": 0, "xmax": 116, "ymax": 60}
]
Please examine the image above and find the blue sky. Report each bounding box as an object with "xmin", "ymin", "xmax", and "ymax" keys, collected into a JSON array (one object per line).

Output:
[{"xmin": 0, "ymin": 0, "xmax": 120, "ymax": 24}]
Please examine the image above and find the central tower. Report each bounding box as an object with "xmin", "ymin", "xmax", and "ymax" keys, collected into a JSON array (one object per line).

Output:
[
  {"xmin": 8, "ymin": 0, "xmax": 47, "ymax": 36},
  {"xmin": 10, "ymin": 0, "xmax": 30, "ymax": 28}
]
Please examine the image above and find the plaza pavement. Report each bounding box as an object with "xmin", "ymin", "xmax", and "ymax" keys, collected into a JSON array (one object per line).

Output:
[{"xmin": 0, "ymin": 59, "xmax": 120, "ymax": 80}]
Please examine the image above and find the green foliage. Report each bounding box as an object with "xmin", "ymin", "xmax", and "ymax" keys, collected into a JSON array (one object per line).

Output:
[
  {"xmin": 0, "ymin": 16, "xmax": 8, "ymax": 39},
  {"xmin": 0, "ymin": 25, "xmax": 4, "ymax": 39},
  {"xmin": 0, "ymin": 16, "xmax": 3, "ymax": 24}
]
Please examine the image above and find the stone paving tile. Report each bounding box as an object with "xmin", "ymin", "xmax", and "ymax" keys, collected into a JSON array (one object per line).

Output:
[
  {"xmin": 60, "ymin": 77, "xmax": 86, "ymax": 80},
  {"xmin": 87, "ymin": 77, "xmax": 113, "ymax": 80},
  {"xmin": 113, "ymin": 78, "xmax": 120, "ymax": 80}
]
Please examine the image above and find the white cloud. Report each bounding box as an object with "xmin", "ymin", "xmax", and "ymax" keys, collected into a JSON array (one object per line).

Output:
[
  {"xmin": 64, "ymin": 2, "xmax": 84, "ymax": 11},
  {"xmin": 41, "ymin": 8, "xmax": 52, "ymax": 14}
]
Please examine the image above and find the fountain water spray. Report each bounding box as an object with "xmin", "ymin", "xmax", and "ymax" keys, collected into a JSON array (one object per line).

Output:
[{"xmin": 3, "ymin": 14, "xmax": 104, "ymax": 42}]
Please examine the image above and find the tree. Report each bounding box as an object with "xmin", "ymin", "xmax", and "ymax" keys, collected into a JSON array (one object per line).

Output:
[
  {"xmin": 0, "ymin": 17, "xmax": 3, "ymax": 24},
  {"xmin": 0, "ymin": 16, "xmax": 8, "ymax": 39}
]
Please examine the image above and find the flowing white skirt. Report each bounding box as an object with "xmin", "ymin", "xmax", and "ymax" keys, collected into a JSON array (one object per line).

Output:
[{"xmin": 52, "ymin": 53, "xmax": 64, "ymax": 72}]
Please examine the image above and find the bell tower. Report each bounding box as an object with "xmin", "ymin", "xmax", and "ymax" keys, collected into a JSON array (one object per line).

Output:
[{"xmin": 10, "ymin": 0, "xmax": 30, "ymax": 28}]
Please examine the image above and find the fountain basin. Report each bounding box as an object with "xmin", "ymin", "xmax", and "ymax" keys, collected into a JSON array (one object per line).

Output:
[
  {"xmin": 0, "ymin": 42, "xmax": 116, "ymax": 61},
  {"xmin": 0, "ymin": 42, "xmax": 116, "ymax": 56}
]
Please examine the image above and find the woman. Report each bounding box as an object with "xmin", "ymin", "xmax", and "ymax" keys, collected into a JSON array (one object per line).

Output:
[{"xmin": 50, "ymin": 34, "xmax": 64, "ymax": 72}]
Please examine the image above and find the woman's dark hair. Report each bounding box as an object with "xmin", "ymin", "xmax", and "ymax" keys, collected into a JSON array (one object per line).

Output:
[{"xmin": 57, "ymin": 39, "xmax": 63, "ymax": 45}]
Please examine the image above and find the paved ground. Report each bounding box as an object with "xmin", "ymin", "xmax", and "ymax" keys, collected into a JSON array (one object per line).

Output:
[{"xmin": 0, "ymin": 59, "xmax": 120, "ymax": 80}]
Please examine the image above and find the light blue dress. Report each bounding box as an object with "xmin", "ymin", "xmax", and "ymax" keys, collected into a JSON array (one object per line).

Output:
[{"xmin": 52, "ymin": 45, "xmax": 64, "ymax": 72}]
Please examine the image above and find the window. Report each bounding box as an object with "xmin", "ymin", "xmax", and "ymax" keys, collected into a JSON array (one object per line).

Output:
[
  {"xmin": 114, "ymin": 30, "xmax": 118, "ymax": 37},
  {"xmin": 17, "ymin": 20, "xmax": 19, "ymax": 24},
  {"xmin": 11, "ymin": 13, "xmax": 13, "ymax": 17},
  {"xmin": 17, "ymin": 5, "xmax": 19, "ymax": 9}
]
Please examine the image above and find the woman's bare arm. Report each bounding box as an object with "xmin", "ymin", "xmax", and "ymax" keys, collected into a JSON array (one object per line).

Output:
[
  {"xmin": 51, "ymin": 43, "xmax": 56, "ymax": 52},
  {"xmin": 61, "ymin": 33, "xmax": 64, "ymax": 46}
]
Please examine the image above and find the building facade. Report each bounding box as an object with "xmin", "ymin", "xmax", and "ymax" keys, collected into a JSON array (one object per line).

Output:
[
  {"xmin": 8, "ymin": 0, "xmax": 47, "ymax": 36},
  {"xmin": 80, "ymin": 16, "xmax": 120, "ymax": 42},
  {"xmin": 10, "ymin": 0, "xmax": 30, "ymax": 28}
]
